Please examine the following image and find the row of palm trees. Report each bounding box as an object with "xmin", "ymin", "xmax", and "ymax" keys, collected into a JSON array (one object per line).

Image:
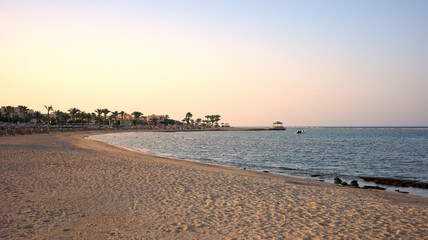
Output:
[
  {"xmin": 182, "ymin": 112, "xmax": 222, "ymax": 128},
  {"xmin": 1, "ymin": 105, "xmax": 41, "ymax": 124},
  {"xmin": 1, "ymin": 105, "xmax": 139, "ymax": 126},
  {"xmin": 1, "ymin": 105, "xmax": 223, "ymax": 128}
]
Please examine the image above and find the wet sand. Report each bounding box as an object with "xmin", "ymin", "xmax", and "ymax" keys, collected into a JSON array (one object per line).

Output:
[{"xmin": 1, "ymin": 131, "xmax": 427, "ymax": 239}]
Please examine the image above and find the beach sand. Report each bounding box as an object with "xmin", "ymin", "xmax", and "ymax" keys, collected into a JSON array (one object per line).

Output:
[{"xmin": 1, "ymin": 132, "xmax": 427, "ymax": 239}]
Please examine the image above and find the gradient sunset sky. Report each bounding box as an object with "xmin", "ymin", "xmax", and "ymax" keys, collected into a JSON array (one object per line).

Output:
[{"xmin": 1, "ymin": 0, "xmax": 427, "ymax": 126}]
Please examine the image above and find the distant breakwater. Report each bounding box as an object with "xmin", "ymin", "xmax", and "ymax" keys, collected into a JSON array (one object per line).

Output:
[{"xmin": 0, "ymin": 125, "xmax": 269, "ymax": 137}]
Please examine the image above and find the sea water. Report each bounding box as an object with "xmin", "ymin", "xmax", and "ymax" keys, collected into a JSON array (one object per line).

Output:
[{"xmin": 88, "ymin": 127, "xmax": 428, "ymax": 197}]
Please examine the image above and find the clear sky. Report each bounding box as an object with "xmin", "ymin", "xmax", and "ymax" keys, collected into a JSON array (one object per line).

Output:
[{"xmin": 1, "ymin": 0, "xmax": 427, "ymax": 126}]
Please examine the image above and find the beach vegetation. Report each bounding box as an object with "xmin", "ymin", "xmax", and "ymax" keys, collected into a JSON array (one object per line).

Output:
[
  {"xmin": 68, "ymin": 108, "xmax": 80, "ymax": 124},
  {"xmin": 24, "ymin": 112, "xmax": 32, "ymax": 123},
  {"xmin": 102, "ymin": 109, "xmax": 110, "ymax": 123},
  {"xmin": 44, "ymin": 105, "xmax": 53, "ymax": 123},
  {"xmin": 119, "ymin": 111, "xmax": 125, "ymax": 125},
  {"xmin": 95, "ymin": 109, "xmax": 103, "ymax": 125},
  {"xmin": 33, "ymin": 111, "xmax": 43, "ymax": 124},
  {"xmin": 111, "ymin": 111, "xmax": 119, "ymax": 125},
  {"xmin": 184, "ymin": 112, "xmax": 193, "ymax": 125},
  {"xmin": 53, "ymin": 110, "xmax": 62, "ymax": 125},
  {"xmin": 132, "ymin": 111, "xmax": 142, "ymax": 128},
  {"xmin": 151, "ymin": 117, "xmax": 159, "ymax": 126},
  {"xmin": 60, "ymin": 113, "xmax": 70, "ymax": 124},
  {"xmin": 18, "ymin": 105, "xmax": 28, "ymax": 123},
  {"xmin": 162, "ymin": 114, "xmax": 170, "ymax": 126},
  {"xmin": 5, "ymin": 106, "xmax": 14, "ymax": 123},
  {"xmin": 0, "ymin": 105, "xmax": 223, "ymax": 131},
  {"xmin": 214, "ymin": 114, "xmax": 221, "ymax": 127},
  {"xmin": 201, "ymin": 115, "xmax": 221, "ymax": 128},
  {"xmin": 84, "ymin": 112, "xmax": 93, "ymax": 124}
]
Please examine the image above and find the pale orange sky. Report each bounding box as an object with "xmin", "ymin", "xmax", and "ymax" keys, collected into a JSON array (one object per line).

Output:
[{"xmin": 1, "ymin": 1, "xmax": 427, "ymax": 126}]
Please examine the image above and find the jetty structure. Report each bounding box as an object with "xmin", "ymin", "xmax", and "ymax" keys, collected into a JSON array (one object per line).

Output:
[{"xmin": 270, "ymin": 121, "xmax": 286, "ymax": 130}]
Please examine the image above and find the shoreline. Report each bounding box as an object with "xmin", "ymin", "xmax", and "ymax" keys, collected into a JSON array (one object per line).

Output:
[
  {"xmin": 1, "ymin": 131, "xmax": 427, "ymax": 239},
  {"xmin": 87, "ymin": 130, "xmax": 428, "ymax": 198},
  {"xmin": 64, "ymin": 130, "xmax": 428, "ymax": 205}
]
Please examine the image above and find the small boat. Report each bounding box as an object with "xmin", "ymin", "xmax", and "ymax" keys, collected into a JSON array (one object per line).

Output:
[
  {"xmin": 270, "ymin": 121, "xmax": 286, "ymax": 130},
  {"xmin": 296, "ymin": 129, "xmax": 305, "ymax": 134}
]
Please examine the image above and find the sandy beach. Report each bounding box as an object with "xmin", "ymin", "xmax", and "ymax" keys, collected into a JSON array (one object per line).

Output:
[{"xmin": 1, "ymin": 131, "xmax": 427, "ymax": 239}]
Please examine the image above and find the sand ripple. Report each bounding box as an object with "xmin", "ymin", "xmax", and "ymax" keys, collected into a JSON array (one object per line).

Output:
[{"xmin": 1, "ymin": 132, "xmax": 427, "ymax": 239}]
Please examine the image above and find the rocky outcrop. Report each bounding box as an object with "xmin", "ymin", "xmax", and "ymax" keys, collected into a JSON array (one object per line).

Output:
[
  {"xmin": 350, "ymin": 180, "xmax": 359, "ymax": 188},
  {"xmin": 359, "ymin": 177, "xmax": 428, "ymax": 189},
  {"xmin": 334, "ymin": 177, "xmax": 342, "ymax": 184}
]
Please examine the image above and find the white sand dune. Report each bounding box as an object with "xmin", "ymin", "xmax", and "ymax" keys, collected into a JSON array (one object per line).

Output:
[{"xmin": 1, "ymin": 132, "xmax": 427, "ymax": 239}]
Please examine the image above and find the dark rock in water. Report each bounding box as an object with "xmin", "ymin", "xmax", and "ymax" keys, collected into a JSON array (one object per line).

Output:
[
  {"xmin": 350, "ymin": 180, "xmax": 359, "ymax": 188},
  {"xmin": 395, "ymin": 190, "xmax": 409, "ymax": 194},
  {"xmin": 243, "ymin": 167, "xmax": 246, "ymax": 170},
  {"xmin": 311, "ymin": 174, "xmax": 321, "ymax": 177},
  {"xmin": 341, "ymin": 182, "xmax": 348, "ymax": 186},
  {"xmin": 363, "ymin": 185, "xmax": 386, "ymax": 190},
  {"xmin": 263, "ymin": 170, "xmax": 269, "ymax": 173},
  {"xmin": 334, "ymin": 177, "xmax": 342, "ymax": 184},
  {"xmin": 359, "ymin": 176, "xmax": 428, "ymax": 189}
]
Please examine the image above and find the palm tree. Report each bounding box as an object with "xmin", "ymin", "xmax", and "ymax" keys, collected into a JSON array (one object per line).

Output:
[
  {"xmin": 195, "ymin": 118, "xmax": 202, "ymax": 126},
  {"xmin": 184, "ymin": 112, "xmax": 193, "ymax": 125},
  {"xmin": 78, "ymin": 111, "xmax": 86, "ymax": 125},
  {"xmin": 91, "ymin": 113, "xmax": 96, "ymax": 124},
  {"xmin": 205, "ymin": 115, "xmax": 211, "ymax": 127},
  {"xmin": 53, "ymin": 110, "xmax": 62, "ymax": 125},
  {"xmin": 60, "ymin": 113, "xmax": 70, "ymax": 124},
  {"xmin": 119, "ymin": 111, "xmax": 125, "ymax": 125},
  {"xmin": 111, "ymin": 111, "xmax": 119, "ymax": 125},
  {"xmin": 204, "ymin": 115, "xmax": 216, "ymax": 128},
  {"xmin": 75, "ymin": 111, "xmax": 81, "ymax": 124},
  {"xmin": 95, "ymin": 109, "xmax": 103, "ymax": 125},
  {"xmin": 202, "ymin": 119, "xmax": 208, "ymax": 128},
  {"xmin": 163, "ymin": 114, "xmax": 170, "ymax": 126},
  {"xmin": 44, "ymin": 105, "xmax": 53, "ymax": 123},
  {"xmin": 102, "ymin": 109, "xmax": 110, "ymax": 124},
  {"xmin": 33, "ymin": 111, "xmax": 43, "ymax": 124},
  {"xmin": 85, "ymin": 113, "xmax": 93, "ymax": 124},
  {"xmin": 108, "ymin": 115, "xmax": 115, "ymax": 126},
  {"xmin": 151, "ymin": 117, "xmax": 158, "ymax": 126},
  {"xmin": 24, "ymin": 112, "xmax": 32, "ymax": 123},
  {"xmin": 132, "ymin": 111, "xmax": 142, "ymax": 128},
  {"xmin": 210, "ymin": 115, "xmax": 216, "ymax": 127},
  {"xmin": 214, "ymin": 114, "xmax": 221, "ymax": 127},
  {"xmin": 5, "ymin": 106, "xmax": 14, "ymax": 123},
  {"xmin": 68, "ymin": 108, "xmax": 80, "ymax": 124},
  {"xmin": 18, "ymin": 105, "xmax": 28, "ymax": 123}
]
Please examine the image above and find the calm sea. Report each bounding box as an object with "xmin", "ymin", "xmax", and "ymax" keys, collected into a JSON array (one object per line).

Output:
[{"xmin": 88, "ymin": 127, "xmax": 428, "ymax": 197}]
